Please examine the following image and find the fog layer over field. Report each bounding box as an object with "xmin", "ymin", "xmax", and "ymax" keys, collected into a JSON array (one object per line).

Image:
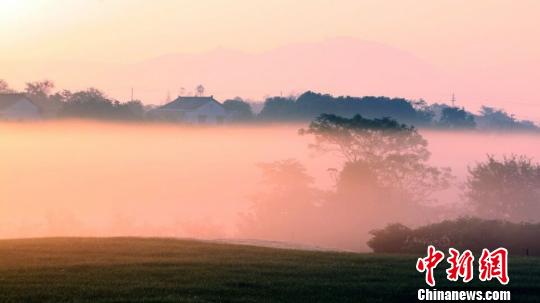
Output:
[{"xmin": 0, "ymin": 122, "xmax": 538, "ymax": 250}]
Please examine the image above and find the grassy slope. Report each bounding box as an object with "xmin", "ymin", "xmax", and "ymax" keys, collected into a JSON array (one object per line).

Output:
[{"xmin": 0, "ymin": 238, "xmax": 537, "ymax": 303}]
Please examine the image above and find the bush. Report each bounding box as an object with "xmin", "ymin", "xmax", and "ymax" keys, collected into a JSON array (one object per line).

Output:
[{"xmin": 368, "ymin": 217, "xmax": 540, "ymax": 256}]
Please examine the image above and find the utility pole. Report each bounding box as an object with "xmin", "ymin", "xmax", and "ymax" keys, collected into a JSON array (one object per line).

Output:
[{"xmin": 451, "ymin": 93, "xmax": 456, "ymax": 107}]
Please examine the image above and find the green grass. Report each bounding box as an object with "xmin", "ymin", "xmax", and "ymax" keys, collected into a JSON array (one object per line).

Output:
[{"xmin": 0, "ymin": 238, "xmax": 537, "ymax": 302}]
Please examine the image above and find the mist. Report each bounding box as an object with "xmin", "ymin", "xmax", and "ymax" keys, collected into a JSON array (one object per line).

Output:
[{"xmin": 0, "ymin": 121, "xmax": 538, "ymax": 251}]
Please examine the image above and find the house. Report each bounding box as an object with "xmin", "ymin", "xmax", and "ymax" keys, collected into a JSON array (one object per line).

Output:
[
  {"xmin": 149, "ymin": 96, "xmax": 229, "ymax": 124},
  {"xmin": 0, "ymin": 93, "xmax": 41, "ymax": 120}
]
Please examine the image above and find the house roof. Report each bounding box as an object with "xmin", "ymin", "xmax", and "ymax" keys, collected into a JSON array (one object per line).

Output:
[
  {"xmin": 0, "ymin": 93, "xmax": 35, "ymax": 110},
  {"xmin": 159, "ymin": 96, "xmax": 221, "ymax": 111}
]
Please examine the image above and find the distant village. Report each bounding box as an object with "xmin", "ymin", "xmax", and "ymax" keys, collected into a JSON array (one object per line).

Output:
[{"xmin": 0, "ymin": 80, "xmax": 538, "ymax": 131}]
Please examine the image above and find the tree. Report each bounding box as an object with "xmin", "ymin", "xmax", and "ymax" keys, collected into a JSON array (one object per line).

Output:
[
  {"xmin": 196, "ymin": 85, "xmax": 205, "ymax": 96},
  {"xmin": 258, "ymin": 96, "xmax": 296, "ymax": 121},
  {"xmin": 25, "ymin": 80, "xmax": 55, "ymax": 98},
  {"xmin": 367, "ymin": 223, "xmax": 412, "ymax": 253},
  {"xmin": 335, "ymin": 161, "xmax": 379, "ymax": 197},
  {"xmin": 368, "ymin": 218, "xmax": 540, "ymax": 255},
  {"xmin": 49, "ymin": 89, "xmax": 72, "ymax": 104},
  {"xmin": 411, "ymin": 99, "xmax": 435, "ymax": 125},
  {"xmin": 477, "ymin": 106, "xmax": 538, "ymax": 131},
  {"xmin": 223, "ymin": 98, "xmax": 254, "ymax": 121},
  {"xmin": 61, "ymin": 88, "xmax": 116, "ymax": 119},
  {"xmin": 466, "ymin": 155, "xmax": 540, "ymax": 222},
  {"xmin": 257, "ymin": 91, "xmax": 433, "ymax": 125},
  {"xmin": 238, "ymin": 159, "xmax": 323, "ymax": 243},
  {"xmin": 301, "ymin": 114, "xmax": 451, "ymax": 204},
  {"xmin": 0, "ymin": 79, "xmax": 15, "ymax": 93},
  {"xmin": 24, "ymin": 80, "xmax": 64, "ymax": 117},
  {"xmin": 58, "ymin": 88, "xmax": 145, "ymax": 120},
  {"xmin": 120, "ymin": 100, "xmax": 145, "ymax": 120},
  {"xmin": 439, "ymin": 107, "xmax": 476, "ymax": 129},
  {"xmin": 479, "ymin": 106, "xmax": 515, "ymax": 128}
]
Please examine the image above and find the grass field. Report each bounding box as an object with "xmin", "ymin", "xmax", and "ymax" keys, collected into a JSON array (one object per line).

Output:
[{"xmin": 0, "ymin": 238, "xmax": 537, "ymax": 302}]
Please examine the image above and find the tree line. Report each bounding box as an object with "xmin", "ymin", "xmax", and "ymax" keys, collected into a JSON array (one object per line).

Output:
[
  {"xmin": 1, "ymin": 80, "xmax": 146, "ymax": 120},
  {"xmin": 1, "ymin": 79, "xmax": 537, "ymax": 130},
  {"xmin": 368, "ymin": 218, "xmax": 540, "ymax": 256},
  {"xmin": 258, "ymin": 91, "xmax": 537, "ymax": 131}
]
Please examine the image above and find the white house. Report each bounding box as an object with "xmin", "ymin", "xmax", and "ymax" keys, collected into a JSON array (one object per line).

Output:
[
  {"xmin": 0, "ymin": 94, "xmax": 41, "ymax": 120},
  {"xmin": 150, "ymin": 96, "xmax": 229, "ymax": 124}
]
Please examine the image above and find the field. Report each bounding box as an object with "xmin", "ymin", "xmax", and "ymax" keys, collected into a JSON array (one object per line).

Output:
[{"xmin": 0, "ymin": 238, "xmax": 538, "ymax": 303}]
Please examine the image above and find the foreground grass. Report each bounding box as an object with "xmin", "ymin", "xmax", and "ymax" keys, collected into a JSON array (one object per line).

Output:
[{"xmin": 0, "ymin": 238, "xmax": 537, "ymax": 302}]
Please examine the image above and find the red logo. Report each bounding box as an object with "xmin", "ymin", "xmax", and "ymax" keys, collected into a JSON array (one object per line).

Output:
[
  {"xmin": 416, "ymin": 246, "xmax": 509, "ymax": 286},
  {"xmin": 446, "ymin": 248, "xmax": 474, "ymax": 283},
  {"xmin": 416, "ymin": 245, "xmax": 445, "ymax": 287},
  {"xmin": 479, "ymin": 248, "xmax": 509, "ymax": 285}
]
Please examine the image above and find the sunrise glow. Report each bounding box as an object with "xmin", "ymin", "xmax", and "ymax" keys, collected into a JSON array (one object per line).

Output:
[{"xmin": 1, "ymin": 2, "xmax": 539, "ymax": 302}]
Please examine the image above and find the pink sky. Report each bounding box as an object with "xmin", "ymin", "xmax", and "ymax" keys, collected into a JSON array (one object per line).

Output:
[{"xmin": 1, "ymin": 0, "xmax": 539, "ymax": 121}]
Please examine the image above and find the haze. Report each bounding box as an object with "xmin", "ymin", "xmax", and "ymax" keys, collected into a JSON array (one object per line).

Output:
[{"xmin": 0, "ymin": 121, "xmax": 538, "ymax": 251}]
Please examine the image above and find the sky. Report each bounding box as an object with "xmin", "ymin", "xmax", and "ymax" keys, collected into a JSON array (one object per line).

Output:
[{"xmin": 1, "ymin": 0, "xmax": 539, "ymax": 121}]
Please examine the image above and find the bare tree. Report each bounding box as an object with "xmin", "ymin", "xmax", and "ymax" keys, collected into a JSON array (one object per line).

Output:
[
  {"xmin": 0, "ymin": 79, "xmax": 14, "ymax": 93},
  {"xmin": 25, "ymin": 80, "xmax": 55, "ymax": 98}
]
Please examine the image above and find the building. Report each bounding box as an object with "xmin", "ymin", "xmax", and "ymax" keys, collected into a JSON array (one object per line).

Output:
[
  {"xmin": 0, "ymin": 93, "xmax": 41, "ymax": 120},
  {"xmin": 150, "ymin": 96, "xmax": 229, "ymax": 124}
]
